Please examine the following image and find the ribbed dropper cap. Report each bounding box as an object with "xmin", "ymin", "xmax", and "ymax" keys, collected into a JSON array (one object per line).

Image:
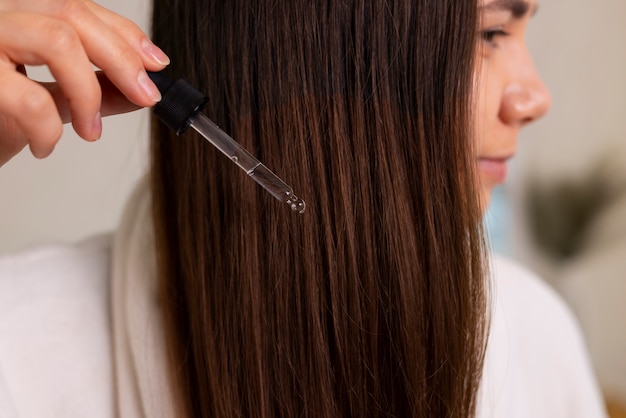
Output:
[{"xmin": 147, "ymin": 71, "xmax": 208, "ymax": 135}]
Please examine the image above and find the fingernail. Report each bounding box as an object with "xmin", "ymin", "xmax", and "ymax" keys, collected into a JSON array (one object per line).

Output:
[
  {"xmin": 93, "ymin": 112, "xmax": 102, "ymax": 140},
  {"xmin": 138, "ymin": 71, "xmax": 162, "ymax": 103},
  {"xmin": 141, "ymin": 39, "xmax": 170, "ymax": 66}
]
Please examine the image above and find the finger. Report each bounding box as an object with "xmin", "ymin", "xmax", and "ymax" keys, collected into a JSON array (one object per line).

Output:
[
  {"xmin": 0, "ymin": 114, "xmax": 28, "ymax": 167},
  {"xmin": 42, "ymin": 71, "xmax": 141, "ymax": 124},
  {"xmin": 0, "ymin": 66, "xmax": 29, "ymax": 166},
  {"xmin": 0, "ymin": 69, "xmax": 63, "ymax": 159},
  {"xmin": 96, "ymin": 72, "xmax": 143, "ymax": 116},
  {"xmin": 0, "ymin": 13, "xmax": 102, "ymax": 140},
  {"xmin": 54, "ymin": 0, "xmax": 162, "ymax": 107},
  {"xmin": 84, "ymin": 1, "xmax": 170, "ymax": 69}
]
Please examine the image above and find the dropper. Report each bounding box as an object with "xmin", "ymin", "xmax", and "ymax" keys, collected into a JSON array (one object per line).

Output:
[{"xmin": 147, "ymin": 71, "xmax": 306, "ymax": 214}]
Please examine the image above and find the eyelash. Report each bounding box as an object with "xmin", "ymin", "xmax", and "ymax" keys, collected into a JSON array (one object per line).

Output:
[{"xmin": 481, "ymin": 27, "xmax": 510, "ymax": 46}]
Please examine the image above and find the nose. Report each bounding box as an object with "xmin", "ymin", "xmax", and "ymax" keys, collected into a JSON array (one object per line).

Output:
[{"xmin": 499, "ymin": 50, "xmax": 551, "ymax": 126}]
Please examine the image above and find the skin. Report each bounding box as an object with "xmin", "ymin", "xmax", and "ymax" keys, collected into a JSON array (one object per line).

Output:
[
  {"xmin": 476, "ymin": 0, "xmax": 551, "ymax": 208},
  {"xmin": 0, "ymin": 0, "xmax": 169, "ymax": 167}
]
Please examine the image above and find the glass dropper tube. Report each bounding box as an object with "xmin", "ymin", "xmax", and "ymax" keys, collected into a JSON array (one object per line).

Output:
[
  {"xmin": 189, "ymin": 114, "xmax": 306, "ymax": 213},
  {"xmin": 147, "ymin": 71, "xmax": 305, "ymax": 214}
]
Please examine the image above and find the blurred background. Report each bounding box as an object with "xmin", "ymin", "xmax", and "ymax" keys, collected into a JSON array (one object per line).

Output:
[
  {"xmin": 484, "ymin": 0, "xmax": 626, "ymax": 415},
  {"xmin": 0, "ymin": 0, "xmax": 624, "ymax": 415}
]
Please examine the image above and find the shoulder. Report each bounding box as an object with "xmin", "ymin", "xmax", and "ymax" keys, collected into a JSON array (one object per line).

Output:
[
  {"xmin": 490, "ymin": 255, "xmax": 575, "ymax": 333},
  {"xmin": 0, "ymin": 235, "xmax": 115, "ymax": 417},
  {"xmin": 0, "ymin": 235, "xmax": 113, "ymax": 323},
  {"xmin": 477, "ymin": 255, "xmax": 607, "ymax": 418},
  {"xmin": 0, "ymin": 233, "xmax": 111, "ymax": 282},
  {"xmin": 488, "ymin": 255, "xmax": 587, "ymax": 364}
]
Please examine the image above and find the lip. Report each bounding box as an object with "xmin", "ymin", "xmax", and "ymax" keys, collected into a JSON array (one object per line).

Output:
[{"xmin": 477, "ymin": 156, "xmax": 512, "ymax": 184}]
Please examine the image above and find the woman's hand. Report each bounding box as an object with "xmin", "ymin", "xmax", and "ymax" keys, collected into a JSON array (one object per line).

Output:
[{"xmin": 0, "ymin": 0, "xmax": 170, "ymax": 167}]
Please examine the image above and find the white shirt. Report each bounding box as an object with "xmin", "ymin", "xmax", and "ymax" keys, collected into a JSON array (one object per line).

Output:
[
  {"xmin": 478, "ymin": 256, "xmax": 607, "ymax": 417},
  {"xmin": 0, "ymin": 236, "xmax": 113, "ymax": 418},
  {"xmin": 0, "ymin": 237, "xmax": 607, "ymax": 417}
]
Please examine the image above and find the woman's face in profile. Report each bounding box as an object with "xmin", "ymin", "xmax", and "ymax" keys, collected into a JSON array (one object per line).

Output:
[{"xmin": 475, "ymin": 0, "xmax": 551, "ymax": 207}]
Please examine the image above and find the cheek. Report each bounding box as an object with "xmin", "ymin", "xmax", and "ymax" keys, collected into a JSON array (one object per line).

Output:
[
  {"xmin": 474, "ymin": 61, "xmax": 503, "ymax": 149},
  {"xmin": 473, "ymin": 60, "xmax": 505, "ymax": 211}
]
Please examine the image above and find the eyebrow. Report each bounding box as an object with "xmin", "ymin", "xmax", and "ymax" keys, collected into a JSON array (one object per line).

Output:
[{"xmin": 482, "ymin": 0, "xmax": 538, "ymax": 19}]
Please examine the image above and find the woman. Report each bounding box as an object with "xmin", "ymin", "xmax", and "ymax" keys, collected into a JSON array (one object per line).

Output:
[
  {"xmin": 0, "ymin": 0, "xmax": 607, "ymax": 417},
  {"xmin": 147, "ymin": 0, "xmax": 487, "ymax": 416}
]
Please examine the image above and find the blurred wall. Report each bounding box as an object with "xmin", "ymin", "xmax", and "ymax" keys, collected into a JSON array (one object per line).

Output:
[{"xmin": 510, "ymin": 0, "xmax": 626, "ymax": 270}]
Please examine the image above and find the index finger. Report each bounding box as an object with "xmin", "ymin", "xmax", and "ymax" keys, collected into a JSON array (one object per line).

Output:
[{"xmin": 55, "ymin": 0, "xmax": 165, "ymax": 107}]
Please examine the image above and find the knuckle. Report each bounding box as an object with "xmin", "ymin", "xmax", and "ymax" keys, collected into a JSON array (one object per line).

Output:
[
  {"xmin": 123, "ymin": 20, "xmax": 144, "ymax": 38},
  {"xmin": 114, "ymin": 46, "xmax": 142, "ymax": 69},
  {"xmin": 45, "ymin": 20, "xmax": 80, "ymax": 53},
  {"xmin": 57, "ymin": 0, "xmax": 89, "ymax": 22},
  {"xmin": 19, "ymin": 88, "xmax": 54, "ymax": 118}
]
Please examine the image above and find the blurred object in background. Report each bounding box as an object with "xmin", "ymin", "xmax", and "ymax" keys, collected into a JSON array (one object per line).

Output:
[
  {"xmin": 523, "ymin": 150, "xmax": 626, "ymax": 411},
  {"xmin": 526, "ymin": 153, "xmax": 626, "ymax": 262},
  {"xmin": 607, "ymin": 402, "xmax": 626, "ymax": 418}
]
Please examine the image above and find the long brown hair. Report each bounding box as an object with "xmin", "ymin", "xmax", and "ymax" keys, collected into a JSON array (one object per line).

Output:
[{"xmin": 150, "ymin": 0, "xmax": 488, "ymax": 416}]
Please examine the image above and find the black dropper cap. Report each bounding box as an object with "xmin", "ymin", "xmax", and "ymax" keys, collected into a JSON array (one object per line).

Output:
[{"xmin": 147, "ymin": 71, "xmax": 208, "ymax": 135}]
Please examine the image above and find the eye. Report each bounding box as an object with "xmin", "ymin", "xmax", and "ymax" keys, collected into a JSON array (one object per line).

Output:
[{"xmin": 481, "ymin": 27, "xmax": 510, "ymax": 47}]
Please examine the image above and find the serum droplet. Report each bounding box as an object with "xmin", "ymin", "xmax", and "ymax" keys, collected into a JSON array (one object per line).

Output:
[{"xmin": 287, "ymin": 194, "xmax": 306, "ymax": 214}]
